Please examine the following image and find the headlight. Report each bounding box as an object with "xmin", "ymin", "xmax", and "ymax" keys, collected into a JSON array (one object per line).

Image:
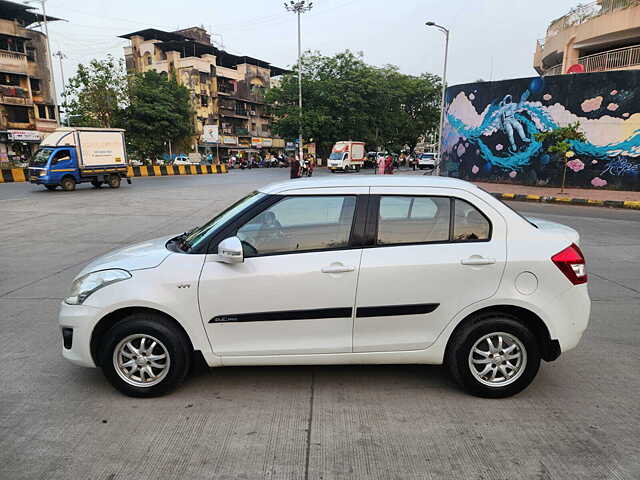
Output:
[
  {"xmin": 39, "ymin": 171, "xmax": 46, "ymax": 176},
  {"xmin": 65, "ymin": 269, "xmax": 131, "ymax": 305}
]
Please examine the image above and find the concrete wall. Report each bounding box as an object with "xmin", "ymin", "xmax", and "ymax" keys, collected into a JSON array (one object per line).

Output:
[{"xmin": 442, "ymin": 70, "xmax": 640, "ymax": 190}]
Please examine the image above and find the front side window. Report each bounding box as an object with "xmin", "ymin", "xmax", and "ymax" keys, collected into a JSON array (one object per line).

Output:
[
  {"xmin": 453, "ymin": 199, "xmax": 491, "ymax": 241},
  {"xmin": 237, "ymin": 195, "xmax": 356, "ymax": 256},
  {"xmin": 377, "ymin": 196, "xmax": 450, "ymax": 245},
  {"xmin": 51, "ymin": 149, "xmax": 71, "ymax": 165}
]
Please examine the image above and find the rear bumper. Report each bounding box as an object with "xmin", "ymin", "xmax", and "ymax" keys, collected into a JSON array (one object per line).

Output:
[{"xmin": 549, "ymin": 284, "xmax": 591, "ymax": 354}]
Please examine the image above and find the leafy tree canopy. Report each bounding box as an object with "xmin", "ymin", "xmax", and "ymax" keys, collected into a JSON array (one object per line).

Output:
[
  {"xmin": 63, "ymin": 57, "xmax": 193, "ymax": 161},
  {"xmin": 266, "ymin": 50, "xmax": 441, "ymax": 156}
]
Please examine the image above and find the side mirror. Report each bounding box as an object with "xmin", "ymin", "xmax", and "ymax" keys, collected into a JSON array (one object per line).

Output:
[{"xmin": 217, "ymin": 236, "xmax": 244, "ymax": 264}]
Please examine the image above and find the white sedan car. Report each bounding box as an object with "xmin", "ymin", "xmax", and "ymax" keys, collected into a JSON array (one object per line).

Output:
[{"xmin": 59, "ymin": 177, "xmax": 590, "ymax": 398}]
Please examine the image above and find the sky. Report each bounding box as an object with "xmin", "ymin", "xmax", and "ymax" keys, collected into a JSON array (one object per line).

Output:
[{"xmin": 32, "ymin": 0, "xmax": 584, "ymax": 100}]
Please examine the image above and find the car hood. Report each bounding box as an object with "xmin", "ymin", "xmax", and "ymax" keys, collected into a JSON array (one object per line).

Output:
[
  {"xmin": 76, "ymin": 235, "xmax": 175, "ymax": 278},
  {"xmin": 526, "ymin": 217, "xmax": 580, "ymax": 244}
]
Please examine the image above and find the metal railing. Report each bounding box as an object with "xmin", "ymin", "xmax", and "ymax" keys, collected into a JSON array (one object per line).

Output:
[
  {"xmin": 546, "ymin": 0, "xmax": 640, "ymax": 38},
  {"xmin": 579, "ymin": 44, "xmax": 640, "ymax": 71},
  {"xmin": 543, "ymin": 64, "xmax": 564, "ymax": 76}
]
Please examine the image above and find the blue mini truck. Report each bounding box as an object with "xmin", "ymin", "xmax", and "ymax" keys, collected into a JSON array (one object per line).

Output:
[{"xmin": 28, "ymin": 127, "xmax": 130, "ymax": 191}]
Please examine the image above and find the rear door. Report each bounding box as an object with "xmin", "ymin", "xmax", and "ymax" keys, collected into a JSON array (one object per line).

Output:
[{"xmin": 353, "ymin": 187, "xmax": 507, "ymax": 352}]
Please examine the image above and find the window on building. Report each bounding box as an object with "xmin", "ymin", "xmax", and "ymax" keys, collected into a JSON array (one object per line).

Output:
[
  {"xmin": 46, "ymin": 105, "xmax": 56, "ymax": 120},
  {"xmin": 30, "ymin": 78, "xmax": 41, "ymax": 92},
  {"xmin": 7, "ymin": 106, "xmax": 30, "ymax": 123},
  {"xmin": 0, "ymin": 35, "xmax": 25, "ymax": 53},
  {"xmin": 200, "ymin": 95, "xmax": 208, "ymax": 107},
  {"xmin": 26, "ymin": 47, "xmax": 36, "ymax": 62},
  {"xmin": 200, "ymin": 72, "xmax": 209, "ymax": 84},
  {"xmin": 0, "ymin": 73, "xmax": 21, "ymax": 86},
  {"xmin": 37, "ymin": 104, "xmax": 46, "ymax": 118}
]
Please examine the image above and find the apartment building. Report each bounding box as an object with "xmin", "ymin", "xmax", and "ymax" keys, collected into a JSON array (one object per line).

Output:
[
  {"xmin": 535, "ymin": 0, "xmax": 640, "ymax": 76},
  {"xmin": 0, "ymin": 0, "xmax": 61, "ymax": 164},
  {"xmin": 120, "ymin": 27, "xmax": 287, "ymax": 158}
]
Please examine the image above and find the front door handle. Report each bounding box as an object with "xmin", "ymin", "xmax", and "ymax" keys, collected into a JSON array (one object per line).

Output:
[
  {"xmin": 461, "ymin": 256, "xmax": 496, "ymax": 266},
  {"xmin": 322, "ymin": 264, "xmax": 355, "ymax": 274}
]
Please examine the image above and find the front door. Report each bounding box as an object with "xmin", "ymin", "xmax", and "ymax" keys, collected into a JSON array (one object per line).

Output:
[
  {"xmin": 353, "ymin": 187, "xmax": 507, "ymax": 352},
  {"xmin": 198, "ymin": 193, "xmax": 363, "ymax": 356}
]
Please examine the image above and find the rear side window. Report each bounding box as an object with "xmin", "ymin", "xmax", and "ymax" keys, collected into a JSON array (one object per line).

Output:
[
  {"xmin": 377, "ymin": 196, "xmax": 450, "ymax": 245},
  {"xmin": 376, "ymin": 196, "xmax": 491, "ymax": 245}
]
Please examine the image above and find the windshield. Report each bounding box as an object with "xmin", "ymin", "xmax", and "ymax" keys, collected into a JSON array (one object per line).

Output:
[
  {"xmin": 181, "ymin": 191, "xmax": 266, "ymax": 251},
  {"xmin": 329, "ymin": 152, "xmax": 345, "ymax": 160},
  {"xmin": 30, "ymin": 148, "xmax": 53, "ymax": 167},
  {"xmin": 420, "ymin": 154, "xmax": 435, "ymax": 159}
]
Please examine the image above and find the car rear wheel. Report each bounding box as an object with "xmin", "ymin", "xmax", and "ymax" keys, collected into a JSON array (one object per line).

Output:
[
  {"xmin": 100, "ymin": 313, "xmax": 192, "ymax": 397},
  {"xmin": 446, "ymin": 314, "xmax": 540, "ymax": 398},
  {"xmin": 61, "ymin": 177, "xmax": 76, "ymax": 191}
]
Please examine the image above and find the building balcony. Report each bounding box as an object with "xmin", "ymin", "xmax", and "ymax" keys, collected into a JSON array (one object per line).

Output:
[
  {"xmin": 579, "ymin": 43, "xmax": 640, "ymax": 71},
  {"xmin": 0, "ymin": 50, "xmax": 28, "ymax": 74},
  {"xmin": 535, "ymin": 0, "xmax": 640, "ymax": 74}
]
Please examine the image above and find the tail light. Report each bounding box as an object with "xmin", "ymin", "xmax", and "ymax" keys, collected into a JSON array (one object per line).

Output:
[{"xmin": 552, "ymin": 243, "xmax": 587, "ymax": 285}]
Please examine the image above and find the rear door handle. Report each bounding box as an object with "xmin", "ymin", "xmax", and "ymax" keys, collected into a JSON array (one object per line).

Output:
[
  {"xmin": 461, "ymin": 256, "xmax": 496, "ymax": 266},
  {"xmin": 322, "ymin": 264, "xmax": 355, "ymax": 274}
]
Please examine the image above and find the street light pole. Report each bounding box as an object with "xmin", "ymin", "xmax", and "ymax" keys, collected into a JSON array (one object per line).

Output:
[
  {"xmin": 53, "ymin": 50, "xmax": 67, "ymax": 125},
  {"xmin": 425, "ymin": 21, "xmax": 449, "ymax": 176},
  {"xmin": 34, "ymin": 0, "xmax": 59, "ymax": 122},
  {"xmin": 284, "ymin": 1, "xmax": 313, "ymax": 164}
]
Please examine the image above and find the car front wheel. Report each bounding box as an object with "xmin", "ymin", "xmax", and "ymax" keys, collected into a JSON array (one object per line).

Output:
[
  {"xmin": 100, "ymin": 313, "xmax": 192, "ymax": 397},
  {"xmin": 446, "ymin": 315, "xmax": 540, "ymax": 398}
]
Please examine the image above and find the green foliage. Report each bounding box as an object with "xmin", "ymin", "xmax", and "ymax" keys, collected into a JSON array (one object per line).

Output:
[
  {"xmin": 121, "ymin": 71, "xmax": 194, "ymax": 160},
  {"xmin": 534, "ymin": 122, "xmax": 587, "ymax": 161},
  {"xmin": 64, "ymin": 58, "xmax": 194, "ymax": 160},
  {"xmin": 266, "ymin": 50, "xmax": 441, "ymax": 156},
  {"xmin": 63, "ymin": 55, "xmax": 127, "ymax": 128}
]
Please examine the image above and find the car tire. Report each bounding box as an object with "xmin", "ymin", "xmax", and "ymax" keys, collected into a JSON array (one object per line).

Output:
[
  {"xmin": 100, "ymin": 313, "xmax": 192, "ymax": 397},
  {"xmin": 108, "ymin": 174, "xmax": 121, "ymax": 188},
  {"xmin": 446, "ymin": 314, "xmax": 540, "ymax": 398},
  {"xmin": 61, "ymin": 177, "xmax": 76, "ymax": 191},
  {"xmin": 45, "ymin": 185, "xmax": 57, "ymax": 191},
  {"xmin": 91, "ymin": 180, "xmax": 103, "ymax": 188}
]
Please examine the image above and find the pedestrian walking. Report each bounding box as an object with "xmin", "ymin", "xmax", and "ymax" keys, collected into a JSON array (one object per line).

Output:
[
  {"xmin": 384, "ymin": 154, "xmax": 394, "ymax": 174},
  {"xmin": 377, "ymin": 155, "xmax": 385, "ymax": 175},
  {"xmin": 290, "ymin": 156, "xmax": 301, "ymax": 179}
]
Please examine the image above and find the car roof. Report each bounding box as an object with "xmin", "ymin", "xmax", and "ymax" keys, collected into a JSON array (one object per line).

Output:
[{"xmin": 259, "ymin": 176, "xmax": 480, "ymax": 194}]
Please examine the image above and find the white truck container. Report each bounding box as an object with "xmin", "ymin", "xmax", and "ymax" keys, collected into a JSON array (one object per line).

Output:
[{"xmin": 328, "ymin": 141, "xmax": 366, "ymax": 172}]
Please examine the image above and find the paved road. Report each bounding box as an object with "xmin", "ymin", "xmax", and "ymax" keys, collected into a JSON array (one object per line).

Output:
[{"xmin": 1, "ymin": 169, "xmax": 639, "ymax": 479}]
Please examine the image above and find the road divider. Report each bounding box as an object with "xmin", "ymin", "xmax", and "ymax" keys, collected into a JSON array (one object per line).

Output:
[
  {"xmin": 491, "ymin": 192, "xmax": 640, "ymax": 210},
  {"xmin": 0, "ymin": 164, "xmax": 227, "ymax": 183}
]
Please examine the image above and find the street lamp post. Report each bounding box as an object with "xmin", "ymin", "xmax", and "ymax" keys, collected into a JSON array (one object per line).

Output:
[
  {"xmin": 425, "ymin": 21, "xmax": 449, "ymax": 176},
  {"xmin": 284, "ymin": 1, "xmax": 313, "ymax": 164},
  {"xmin": 53, "ymin": 50, "xmax": 67, "ymax": 125}
]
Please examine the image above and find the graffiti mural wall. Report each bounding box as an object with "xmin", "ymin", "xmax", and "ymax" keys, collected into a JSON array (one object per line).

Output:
[{"xmin": 442, "ymin": 71, "xmax": 640, "ymax": 190}]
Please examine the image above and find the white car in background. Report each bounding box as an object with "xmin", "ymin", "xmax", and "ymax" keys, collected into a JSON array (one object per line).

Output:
[
  {"xmin": 418, "ymin": 152, "xmax": 438, "ymax": 170},
  {"xmin": 59, "ymin": 176, "xmax": 590, "ymax": 398}
]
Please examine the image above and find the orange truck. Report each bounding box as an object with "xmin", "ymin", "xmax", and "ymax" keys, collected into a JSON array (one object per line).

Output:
[{"xmin": 328, "ymin": 141, "xmax": 366, "ymax": 172}]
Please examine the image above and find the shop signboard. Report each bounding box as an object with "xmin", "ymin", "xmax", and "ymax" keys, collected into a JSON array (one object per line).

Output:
[
  {"xmin": 222, "ymin": 135, "xmax": 237, "ymax": 145},
  {"xmin": 202, "ymin": 125, "xmax": 219, "ymax": 144},
  {"xmin": 285, "ymin": 141, "xmax": 296, "ymax": 151},
  {"xmin": 261, "ymin": 138, "xmax": 273, "ymax": 147},
  {"xmin": 251, "ymin": 137, "xmax": 262, "ymax": 148},
  {"xmin": 273, "ymin": 138, "xmax": 285, "ymax": 148},
  {"xmin": 8, "ymin": 130, "xmax": 42, "ymax": 142},
  {"xmin": 238, "ymin": 137, "xmax": 251, "ymax": 148}
]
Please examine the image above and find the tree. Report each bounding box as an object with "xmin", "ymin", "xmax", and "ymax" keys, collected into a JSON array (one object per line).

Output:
[
  {"xmin": 121, "ymin": 71, "xmax": 194, "ymax": 161},
  {"xmin": 63, "ymin": 55, "xmax": 127, "ymax": 128},
  {"xmin": 534, "ymin": 122, "xmax": 587, "ymax": 192},
  {"xmin": 266, "ymin": 50, "xmax": 440, "ymax": 157}
]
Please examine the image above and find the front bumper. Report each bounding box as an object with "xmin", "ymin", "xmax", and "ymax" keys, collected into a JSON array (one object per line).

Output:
[{"xmin": 58, "ymin": 301, "xmax": 102, "ymax": 368}]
